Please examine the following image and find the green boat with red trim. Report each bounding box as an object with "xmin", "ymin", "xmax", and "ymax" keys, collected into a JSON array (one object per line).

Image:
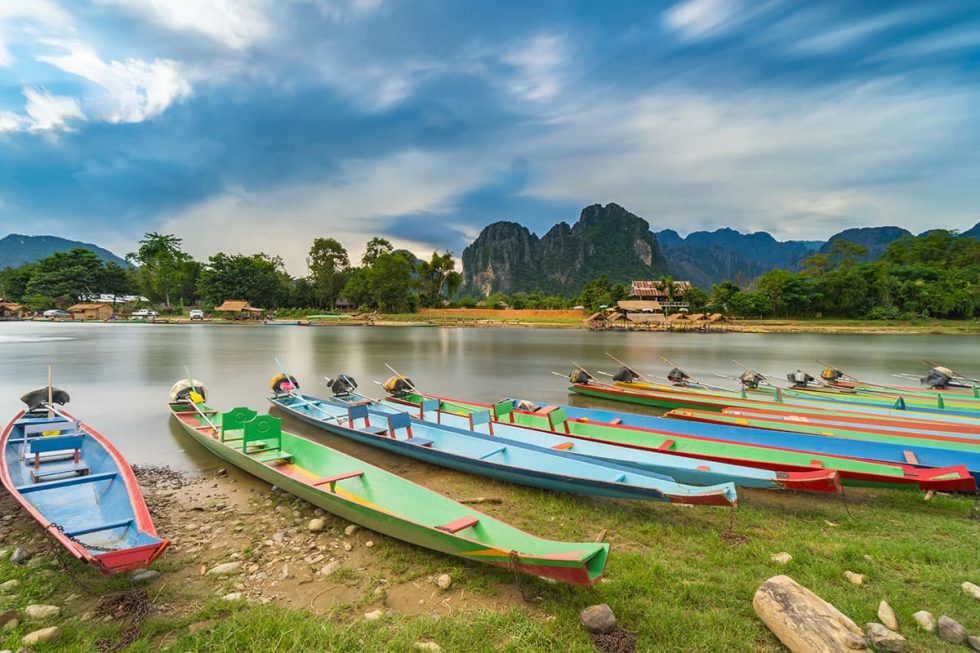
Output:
[
  {"xmin": 167, "ymin": 380, "xmax": 609, "ymax": 585},
  {"xmin": 386, "ymin": 392, "xmax": 976, "ymax": 492}
]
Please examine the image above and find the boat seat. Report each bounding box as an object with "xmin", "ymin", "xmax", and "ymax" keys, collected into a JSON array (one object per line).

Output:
[
  {"xmin": 32, "ymin": 463, "xmax": 90, "ymax": 482},
  {"xmin": 358, "ymin": 427, "xmax": 389, "ymax": 436},
  {"xmin": 536, "ymin": 405, "xmax": 559, "ymax": 414},
  {"xmin": 16, "ymin": 471, "xmax": 117, "ymax": 494},
  {"xmin": 311, "ymin": 470, "xmax": 364, "ymax": 492},
  {"xmin": 22, "ymin": 422, "xmax": 77, "ymax": 437},
  {"xmin": 25, "ymin": 435, "xmax": 84, "ymax": 475},
  {"xmin": 64, "ymin": 518, "xmax": 133, "ymax": 538},
  {"xmin": 409, "ymin": 438, "xmax": 434, "ymax": 447},
  {"xmin": 248, "ymin": 449, "xmax": 293, "ymax": 464},
  {"xmin": 608, "ymin": 418, "xmax": 623, "ymax": 425},
  {"xmin": 436, "ymin": 515, "xmax": 479, "ymax": 533},
  {"xmin": 551, "ymin": 441, "xmax": 574, "ymax": 450},
  {"xmin": 657, "ymin": 439, "xmax": 676, "ymax": 452},
  {"xmin": 903, "ymin": 451, "xmax": 919, "ymax": 466}
]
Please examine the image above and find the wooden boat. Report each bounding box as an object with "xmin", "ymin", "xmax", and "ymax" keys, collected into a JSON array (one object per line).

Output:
[
  {"xmin": 1, "ymin": 390, "xmax": 168, "ymax": 573},
  {"xmin": 268, "ymin": 388, "xmax": 738, "ymax": 506},
  {"xmin": 168, "ymin": 381, "xmax": 609, "ymax": 585},
  {"xmin": 384, "ymin": 392, "xmax": 977, "ymax": 491},
  {"xmin": 344, "ymin": 393, "xmax": 841, "ymax": 493},
  {"xmin": 705, "ymin": 405, "xmax": 980, "ymax": 436}
]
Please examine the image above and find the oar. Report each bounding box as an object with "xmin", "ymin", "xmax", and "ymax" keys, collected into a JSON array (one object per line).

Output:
[
  {"xmin": 384, "ymin": 363, "xmax": 422, "ymax": 395},
  {"xmin": 47, "ymin": 366, "xmax": 53, "ymax": 419},
  {"xmin": 183, "ymin": 365, "xmax": 218, "ymax": 433}
]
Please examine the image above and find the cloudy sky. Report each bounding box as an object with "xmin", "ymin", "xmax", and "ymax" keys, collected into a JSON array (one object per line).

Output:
[{"xmin": 2, "ymin": 0, "xmax": 979, "ymax": 273}]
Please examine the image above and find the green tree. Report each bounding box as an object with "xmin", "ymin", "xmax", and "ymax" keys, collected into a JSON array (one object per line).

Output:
[
  {"xmin": 367, "ymin": 251, "xmax": 415, "ymax": 312},
  {"xmin": 0, "ymin": 263, "xmax": 36, "ymax": 301},
  {"xmin": 127, "ymin": 232, "xmax": 195, "ymax": 307},
  {"xmin": 198, "ymin": 253, "xmax": 290, "ymax": 308},
  {"xmin": 308, "ymin": 238, "xmax": 350, "ymax": 308},
  {"xmin": 416, "ymin": 251, "xmax": 462, "ymax": 307},
  {"xmin": 709, "ymin": 281, "xmax": 741, "ymax": 313},
  {"xmin": 827, "ymin": 239, "xmax": 869, "ymax": 270},
  {"xmin": 362, "ymin": 238, "xmax": 394, "ymax": 266},
  {"xmin": 25, "ymin": 248, "xmax": 105, "ymax": 303}
]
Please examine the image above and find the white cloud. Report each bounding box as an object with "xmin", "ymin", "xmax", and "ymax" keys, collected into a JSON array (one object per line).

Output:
[
  {"xmin": 92, "ymin": 0, "xmax": 272, "ymax": 50},
  {"xmin": 303, "ymin": 0, "xmax": 384, "ymax": 22},
  {"xmin": 315, "ymin": 53, "xmax": 440, "ymax": 110},
  {"xmin": 0, "ymin": 1, "xmax": 71, "ymax": 67},
  {"xmin": 663, "ymin": 0, "xmax": 741, "ymax": 41},
  {"xmin": 159, "ymin": 149, "xmax": 504, "ymax": 273},
  {"xmin": 517, "ymin": 81, "xmax": 980, "ymax": 238},
  {"xmin": 502, "ymin": 33, "xmax": 569, "ymax": 102},
  {"xmin": 22, "ymin": 86, "xmax": 85, "ymax": 131},
  {"xmin": 37, "ymin": 39, "xmax": 191, "ymax": 123}
]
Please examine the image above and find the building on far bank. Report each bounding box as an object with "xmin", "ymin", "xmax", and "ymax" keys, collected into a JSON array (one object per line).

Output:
[
  {"xmin": 214, "ymin": 300, "xmax": 264, "ymax": 319},
  {"xmin": 630, "ymin": 280, "xmax": 692, "ymax": 312},
  {"xmin": 0, "ymin": 301, "xmax": 25, "ymax": 318},
  {"xmin": 68, "ymin": 303, "xmax": 113, "ymax": 320}
]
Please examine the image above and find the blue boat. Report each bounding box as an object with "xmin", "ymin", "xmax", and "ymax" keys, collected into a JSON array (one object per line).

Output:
[
  {"xmin": 267, "ymin": 386, "xmax": 738, "ymax": 506},
  {"xmin": 1, "ymin": 390, "xmax": 168, "ymax": 574}
]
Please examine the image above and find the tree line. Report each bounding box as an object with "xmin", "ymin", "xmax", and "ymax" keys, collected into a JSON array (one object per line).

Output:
[{"xmin": 0, "ymin": 233, "xmax": 463, "ymax": 314}]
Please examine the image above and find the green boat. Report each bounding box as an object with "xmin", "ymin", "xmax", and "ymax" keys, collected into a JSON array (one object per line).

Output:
[{"xmin": 167, "ymin": 381, "xmax": 609, "ymax": 585}]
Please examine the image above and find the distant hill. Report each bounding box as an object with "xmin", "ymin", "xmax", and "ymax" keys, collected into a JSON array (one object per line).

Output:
[
  {"xmin": 462, "ymin": 203, "xmax": 669, "ymax": 296},
  {"xmin": 819, "ymin": 226, "xmax": 913, "ymax": 260},
  {"xmin": 0, "ymin": 234, "xmax": 130, "ymax": 269},
  {"xmin": 961, "ymin": 222, "xmax": 980, "ymax": 239}
]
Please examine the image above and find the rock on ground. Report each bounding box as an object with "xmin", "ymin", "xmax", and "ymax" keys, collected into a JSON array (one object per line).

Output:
[
  {"xmin": 221, "ymin": 593, "xmax": 243, "ymax": 602},
  {"xmin": 206, "ymin": 561, "xmax": 243, "ymax": 576},
  {"xmin": 963, "ymin": 581, "xmax": 980, "ymax": 600},
  {"xmin": 435, "ymin": 574, "xmax": 452, "ymax": 590},
  {"xmin": 363, "ymin": 609, "xmax": 384, "ymax": 621},
  {"xmin": 9, "ymin": 548, "xmax": 30, "ymax": 565},
  {"xmin": 308, "ymin": 518, "xmax": 325, "ymax": 532},
  {"xmin": 0, "ymin": 580, "xmax": 20, "ymax": 592},
  {"xmin": 844, "ymin": 571, "xmax": 864, "ymax": 586},
  {"xmin": 344, "ymin": 524, "xmax": 359, "ymax": 536},
  {"xmin": 22, "ymin": 626, "xmax": 60, "ymax": 645},
  {"xmin": 580, "ymin": 604, "xmax": 616, "ymax": 634},
  {"xmin": 968, "ymin": 635, "xmax": 980, "ymax": 652},
  {"xmin": 130, "ymin": 569, "xmax": 161, "ymax": 584},
  {"xmin": 23, "ymin": 605, "xmax": 59, "ymax": 621},
  {"xmin": 938, "ymin": 615, "xmax": 966, "ymax": 644},
  {"xmin": 911, "ymin": 611, "xmax": 935, "ymax": 632},
  {"xmin": 866, "ymin": 623, "xmax": 905, "ymax": 653},
  {"xmin": 414, "ymin": 642, "xmax": 442, "ymax": 652},
  {"xmin": 877, "ymin": 601, "xmax": 898, "ymax": 630},
  {"xmin": 320, "ymin": 561, "xmax": 340, "ymax": 577},
  {"xmin": 770, "ymin": 552, "xmax": 792, "ymax": 565}
]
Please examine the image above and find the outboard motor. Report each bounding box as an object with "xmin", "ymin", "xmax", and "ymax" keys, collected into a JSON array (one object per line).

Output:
[
  {"xmin": 382, "ymin": 375, "xmax": 415, "ymax": 395},
  {"xmin": 569, "ymin": 369, "xmax": 590, "ymax": 385},
  {"xmin": 738, "ymin": 371, "xmax": 765, "ymax": 389},
  {"xmin": 666, "ymin": 367, "xmax": 692, "ymax": 386},
  {"xmin": 326, "ymin": 374, "xmax": 358, "ymax": 396},
  {"xmin": 786, "ymin": 370, "xmax": 815, "ymax": 388},
  {"xmin": 820, "ymin": 367, "xmax": 844, "ymax": 383},
  {"xmin": 270, "ymin": 373, "xmax": 299, "ymax": 395},
  {"xmin": 167, "ymin": 380, "xmax": 206, "ymax": 405},
  {"xmin": 612, "ymin": 367, "xmax": 640, "ymax": 383},
  {"xmin": 20, "ymin": 387, "xmax": 70, "ymax": 413},
  {"xmin": 922, "ymin": 366, "xmax": 953, "ymax": 389}
]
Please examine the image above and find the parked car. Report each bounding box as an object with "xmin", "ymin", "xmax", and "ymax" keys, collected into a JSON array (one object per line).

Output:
[
  {"xmin": 132, "ymin": 309, "xmax": 159, "ymax": 318},
  {"xmin": 42, "ymin": 309, "xmax": 71, "ymax": 319},
  {"xmin": 189, "ymin": 309, "xmax": 205, "ymax": 320}
]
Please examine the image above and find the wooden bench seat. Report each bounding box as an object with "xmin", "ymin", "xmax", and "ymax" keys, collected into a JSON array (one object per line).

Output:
[
  {"xmin": 436, "ymin": 515, "xmax": 479, "ymax": 533},
  {"xmin": 65, "ymin": 518, "xmax": 133, "ymax": 537},
  {"xmin": 17, "ymin": 471, "xmax": 117, "ymax": 494},
  {"xmin": 551, "ymin": 441, "xmax": 574, "ymax": 451},
  {"xmin": 311, "ymin": 470, "xmax": 364, "ymax": 492},
  {"xmin": 248, "ymin": 449, "xmax": 294, "ymax": 464},
  {"xmin": 409, "ymin": 438, "xmax": 434, "ymax": 447}
]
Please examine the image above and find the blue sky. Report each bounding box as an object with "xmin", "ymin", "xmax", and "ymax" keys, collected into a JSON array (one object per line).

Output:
[{"xmin": 2, "ymin": 0, "xmax": 979, "ymax": 273}]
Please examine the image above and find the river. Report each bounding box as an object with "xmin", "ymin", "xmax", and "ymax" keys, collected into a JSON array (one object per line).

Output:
[{"xmin": 2, "ymin": 321, "xmax": 976, "ymax": 471}]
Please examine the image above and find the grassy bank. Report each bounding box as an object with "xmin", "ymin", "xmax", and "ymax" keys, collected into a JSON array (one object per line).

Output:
[
  {"xmin": 736, "ymin": 318, "xmax": 980, "ymax": 335},
  {"xmin": 0, "ymin": 457, "xmax": 977, "ymax": 652}
]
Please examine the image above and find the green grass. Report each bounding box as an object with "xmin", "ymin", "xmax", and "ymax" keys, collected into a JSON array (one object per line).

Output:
[
  {"xmin": 380, "ymin": 313, "xmax": 586, "ymax": 327},
  {"xmin": 1, "ymin": 484, "xmax": 977, "ymax": 652}
]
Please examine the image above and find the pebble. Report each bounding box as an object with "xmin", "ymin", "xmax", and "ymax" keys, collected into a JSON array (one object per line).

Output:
[
  {"xmin": 435, "ymin": 574, "xmax": 452, "ymax": 590},
  {"xmin": 363, "ymin": 609, "xmax": 384, "ymax": 621},
  {"xmin": 414, "ymin": 642, "xmax": 442, "ymax": 652},
  {"xmin": 770, "ymin": 552, "xmax": 792, "ymax": 565},
  {"xmin": 877, "ymin": 600, "xmax": 898, "ymax": 630},
  {"xmin": 130, "ymin": 569, "xmax": 161, "ymax": 584},
  {"xmin": 308, "ymin": 519, "xmax": 325, "ymax": 533},
  {"xmin": 343, "ymin": 542, "xmax": 353, "ymax": 552},
  {"xmin": 206, "ymin": 561, "xmax": 243, "ymax": 576},
  {"xmin": 9, "ymin": 549, "xmax": 30, "ymax": 565},
  {"xmin": 844, "ymin": 571, "xmax": 864, "ymax": 586},
  {"xmin": 963, "ymin": 581, "xmax": 980, "ymax": 600},
  {"xmin": 0, "ymin": 580, "xmax": 19, "ymax": 592},
  {"xmin": 968, "ymin": 635, "xmax": 980, "ymax": 652},
  {"xmin": 365, "ymin": 541, "xmax": 374, "ymax": 548},
  {"xmin": 221, "ymin": 592, "xmax": 244, "ymax": 602},
  {"xmin": 24, "ymin": 605, "xmax": 60, "ymax": 621},
  {"xmin": 911, "ymin": 610, "xmax": 935, "ymax": 632},
  {"xmin": 22, "ymin": 626, "xmax": 60, "ymax": 645},
  {"xmin": 580, "ymin": 604, "xmax": 616, "ymax": 634},
  {"xmin": 938, "ymin": 615, "xmax": 966, "ymax": 644},
  {"xmin": 865, "ymin": 623, "xmax": 906, "ymax": 653},
  {"xmin": 344, "ymin": 524, "xmax": 359, "ymax": 536},
  {"xmin": 3, "ymin": 619, "xmax": 18, "ymax": 632},
  {"xmin": 320, "ymin": 561, "xmax": 340, "ymax": 577}
]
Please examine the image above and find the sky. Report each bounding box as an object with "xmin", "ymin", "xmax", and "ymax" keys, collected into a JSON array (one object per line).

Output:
[{"xmin": 1, "ymin": 0, "xmax": 979, "ymax": 274}]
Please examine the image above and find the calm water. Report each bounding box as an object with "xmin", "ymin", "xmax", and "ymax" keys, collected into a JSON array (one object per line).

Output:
[{"xmin": 2, "ymin": 322, "xmax": 977, "ymax": 471}]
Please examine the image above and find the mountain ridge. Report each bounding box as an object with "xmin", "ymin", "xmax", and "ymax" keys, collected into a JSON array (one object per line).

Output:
[{"xmin": 0, "ymin": 234, "xmax": 129, "ymax": 269}]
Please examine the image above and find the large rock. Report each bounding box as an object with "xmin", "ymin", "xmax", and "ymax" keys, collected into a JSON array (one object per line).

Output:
[
  {"xmin": 865, "ymin": 623, "xmax": 905, "ymax": 653},
  {"xmin": 130, "ymin": 569, "xmax": 161, "ymax": 584},
  {"xmin": 0, "ymin": 580, "xmax": 19, "ymax": 592},
  {"xmin": 24, "ymin": 605, "xmax": 59, "ymax": 621},
  {"xmin": 877, "ymin": 601, "xmax": 898, "ymax": 630},
  {"xmin": 937, "ymin": 615, "xmax": 966, "ymax": 644},
  {"xmin": 308, "ymin": 518, "xmax": 325, "ymax": 533},
  {"xmin": 963, "ymin": 581, "xmax": 980, "ymax": 600},
  {"xmin": 206, "ymin": 561, "xmax": 243, "ymax": 576},
  {"xmin": 967, "ymin": 635, "xmax": 980, "ymax": 652},
  {"xmin": 753, "ymin": 575, "xmax": 867, "ymax": 652},
  {"xmin": 22, "ymin": 626, "xmax": 60, "ymax": 645},
  {"xmin": 580, "ymin": 604, "xmax": 616, "ymax": 634},
  {"xmin": 9, "ymin": 549, "xmax": 30, "ymax": 565},
  {"xmin": 911, "ymin": 610, "xmax": 935, "ymax": 632}
]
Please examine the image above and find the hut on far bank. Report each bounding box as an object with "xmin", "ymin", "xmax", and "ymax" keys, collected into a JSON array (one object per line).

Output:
[
  {"xmin": 214, "ymin": 300, "xmax": 265, "ymax": 319},
  {"xmin": 0, "ymin": 301, "xmax": 25, "ymax": 319},
  {"xmin": 68, "ymin": 303, "xmax": 113, "ymax": 321}
]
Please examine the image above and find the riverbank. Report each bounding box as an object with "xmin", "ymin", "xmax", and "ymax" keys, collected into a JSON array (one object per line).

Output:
[{"xmin": 0, "ymin": 458, "xmax": 977, "ymax": 651}]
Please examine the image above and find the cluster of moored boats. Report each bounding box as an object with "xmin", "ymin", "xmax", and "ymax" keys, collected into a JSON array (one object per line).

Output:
[{"xmin": 2, "ymin": 358, "xmax": 977, "ymax": 586}]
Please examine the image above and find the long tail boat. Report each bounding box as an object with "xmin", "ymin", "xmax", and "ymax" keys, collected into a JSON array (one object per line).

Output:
[
  {"xmin": 706, "ymin": 405, "xmax": 980, "ymax": 437},
  {"xmin": 267, "ymin": 385, "xmax": 737, "ymax": 506},
  {"xmin": 168, "ymin": 381, "xmax": 610, "ymax": 585},
  {"xmin": 333, "ymin": 391, "xmax": 840, "ymax": 494},
  {"xmin": 1, "ymin": 389, "xmax": 168, "ymax": 573},
  {"xmin": 384, "ymin": 392, "xmax": 976, "ymax": 492}
]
